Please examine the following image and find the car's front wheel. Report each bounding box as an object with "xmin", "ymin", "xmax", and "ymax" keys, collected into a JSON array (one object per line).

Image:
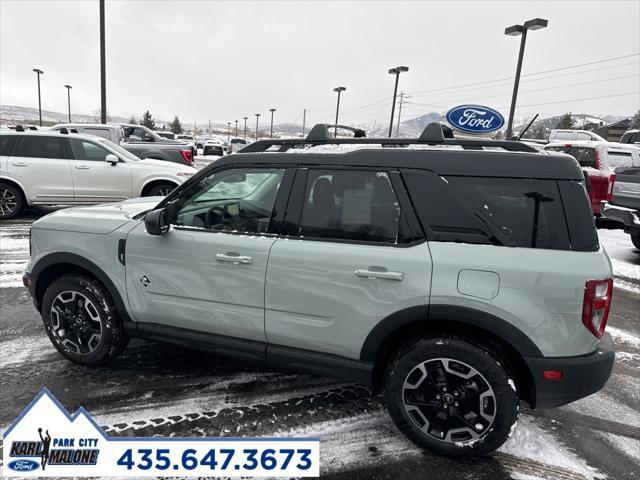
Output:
[
  {"xmin": 42, "ymin": 275, "xmax": 128, "ymax": 366},
  {"xmin": 144, "ymin": 182, "xmax": 176, "ymax": 197},
  {"xmin": 0, "ymin": 183, "xmax": 24, "ymax": 220},
  {"xmin": 385, "ymin": 337, "xmax": 518, "ymax": 457}
]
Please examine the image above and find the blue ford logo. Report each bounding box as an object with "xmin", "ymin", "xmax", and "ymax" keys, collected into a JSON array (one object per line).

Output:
[
  {"xmin": 446, "ymin": 105, "xmax": 504, "ymax": 133},
  {"xmin": 8, "ymin": 459, "xmax": 39, "ymax": 471}
]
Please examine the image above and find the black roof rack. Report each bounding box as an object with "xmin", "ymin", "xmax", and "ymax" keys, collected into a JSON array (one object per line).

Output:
[{"xmin": 240, "ymin": 122, "xmax": 537, "ymax": 153}]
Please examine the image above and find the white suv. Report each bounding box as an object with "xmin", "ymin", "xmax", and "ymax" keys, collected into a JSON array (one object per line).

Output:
[{"xmin": 0, "ymin": 131, "xmax": 197, "ymax": 219}]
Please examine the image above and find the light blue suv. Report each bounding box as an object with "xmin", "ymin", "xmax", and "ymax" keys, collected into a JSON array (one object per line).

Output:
[{"xmin": 23, "ymin": 124, "xmax": 615, "ymax": 457}]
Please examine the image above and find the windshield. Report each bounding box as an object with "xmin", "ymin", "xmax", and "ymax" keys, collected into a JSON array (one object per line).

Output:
[{"xmin": 97, "ymin": 137, "xmax": 140, "ymax": 161}]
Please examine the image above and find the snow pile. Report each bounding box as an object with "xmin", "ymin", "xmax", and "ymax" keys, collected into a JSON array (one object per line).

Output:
[{"xmin": 499, "ymin": 416, "xmax": 601, "ymax": 479}]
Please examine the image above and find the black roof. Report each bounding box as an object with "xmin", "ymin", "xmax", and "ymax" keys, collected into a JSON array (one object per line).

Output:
[{"xmin": 213, "ymin": 123, "xmax": 585, "ymax": 180}]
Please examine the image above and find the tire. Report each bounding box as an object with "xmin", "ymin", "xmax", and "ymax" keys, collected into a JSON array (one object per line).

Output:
[
  {"xmin": 41, "ymin": 275, "xmax": 128, "ymax": 366},
  {"xmin": 384, "ymin": 337, "xmax": 518, "ymax": 457},
  {"xmin": 631, "ymin": 233, "xmax": 640, "ymax": 251},
  {"xmin": 144, "ymin": 182, "xmax": 176, "ymax": 197},
  {"xmin": 0, "ymin": 182, "xmax": 24, "ymax": 220}
]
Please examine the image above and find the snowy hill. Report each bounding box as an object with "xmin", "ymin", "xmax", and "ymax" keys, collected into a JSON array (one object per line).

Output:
[{"xmin": 0, "ymin": 105, "xmax": 130, "ymax": 125}]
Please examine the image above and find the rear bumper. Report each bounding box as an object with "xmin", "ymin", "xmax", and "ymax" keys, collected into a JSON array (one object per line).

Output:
[
  {"xmin": 601, "ymin": 203, "xmax": 640, "ymax": 233},
  {"xmin": 525, "ymin": 333, "xmax": 615, "ymax": 409}
]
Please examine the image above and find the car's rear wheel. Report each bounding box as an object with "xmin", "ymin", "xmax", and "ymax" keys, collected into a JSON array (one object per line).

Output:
[
  {"xmin": 385, "ymin": 337, "xmax": 518, "ymax": 457},
  {"xmin": 631, "ymin": 233, "xmax": 640, "ymax": 251},
  {"xmin": 0, "ymin": 183, "xmax": 24, "ymax": 220},
  {"xmin": 144, "ymin": 182, "xmax": 176, "ymax": 197},
  {"xmin": 42, "ymin": 275, "xmax": 128, "ymax": 365}
]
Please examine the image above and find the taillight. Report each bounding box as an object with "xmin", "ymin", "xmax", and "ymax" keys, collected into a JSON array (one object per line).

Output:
[
  {"xmin": 606, "ymin": 173, "xmax": 615, "ymax": 202},
  {"xmin": 582, "ymin": 279, "xmax": 613, "ymax": 338},
  {"xmin": 180, "ymin": 148, "xmax": 193, "ymax": 165},
  {"xmin": 594, "ymin": 147, "xmax": 602, "ymax": 170}
]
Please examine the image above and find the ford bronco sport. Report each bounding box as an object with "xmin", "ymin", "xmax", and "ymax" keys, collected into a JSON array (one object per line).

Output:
[{"xmin": 23, "ymin": 123, "xmax": 615, "ymax": 457}]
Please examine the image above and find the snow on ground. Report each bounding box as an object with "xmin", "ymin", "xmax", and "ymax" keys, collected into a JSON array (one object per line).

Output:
[
  {"xmin": 499, "ymin": 416, "xmax": 602, "ymax": 479},
  {"xmin": 608, "ymin": 326, "xmax": 640, "ymax": 349},
  {"xmin": 600, "ymin": 433, "xmax": 640, "ymax": 464}
]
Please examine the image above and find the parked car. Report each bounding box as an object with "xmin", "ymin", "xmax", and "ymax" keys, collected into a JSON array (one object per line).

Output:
[
  {"xmin": 24, "ymin": 123, "xmax": 614, "ymax": 458},
  {"xmin": 155, "ymin": 131, "xmax": 178, "ymax": 140},
  {"xmin": 544, "ymin": 141, "xmax": 640, "ymax": 215},
  {"xmin": 227, "ymin": 137, "xmax": 249, "ymax": 153},
  {"xmin": 50, "ymin": 124, "xmax": 194, "ymax": 166},
  {"xmin": 548, "ymin": 129, "xmax": 606, "ymax": 142},
  {"xmin": 602, "ymin": 166, "xmax": 640, "ymax": 250},
  {"xmin": 620, "ymin": 129, "xmax": 640, "ymax": 145},
  {"xmin": 0, "ymin": 130, "xmax": 196, "ymax": 219},
  {"xmin": 202, "ymin": 138, "xmax": 226, "ymax": 156}
]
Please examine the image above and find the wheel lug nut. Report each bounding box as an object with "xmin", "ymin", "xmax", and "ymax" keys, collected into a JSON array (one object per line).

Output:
[
  {"xmin": 453, "ymin": 391, "xmax": 459, "ymax": 397},
  {"xmin": 454, "ymin": 401, "xmax": 459, "ymax": 407},
  {"xmin": 442, "ymin": 386, "xmax": 448, "ymax": 392}
]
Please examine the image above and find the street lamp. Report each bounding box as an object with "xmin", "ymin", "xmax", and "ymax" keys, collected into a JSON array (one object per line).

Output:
[
  {"xmin": 255, "ymin": 113, "xmax": 261, "ymax": 141},
  {"xmin": 99, "ymin": 0, "xmax": 107, "ymax": 124},
  {"xmin": 333, "ymin": 87, "xmax": 346, "ymax": 137},
  {"xmin": 234, "ymin": 120, "xmax": 238, "ymax": 137},
  {"xmin": 227, "ymin": 122, "xmax": 231, "ymax": 142},
  {"xmin": 387, "ymin": 66, "xmax": 409, "ymax": 137},
  {"xmin": 64, "ymin": 85, "xmax": 72, "ymax": 122},
  {"xmin": 243, "ymin": 117, "xmax": 248, "ymax": 140},
  {"xmin": 504, "ymin": 18, "xmax": 548, "ymax": 139},
  {"xmin": 33, "ymin": 68, "xmax": 44, "ymax": 126},
  {"xmin": 269, "ymin": 108, "xmax": 276, "ymax": 138}
]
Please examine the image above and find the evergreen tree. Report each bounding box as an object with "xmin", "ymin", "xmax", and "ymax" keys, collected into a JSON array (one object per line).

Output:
[
  {"xmin": 630, "ymin": 109, "xmax": 640, "ymax": 130},
  {"xmin": 169, "ymin": 116, "xmax": 183, "ymax": 134},
  {"xmin": 128, "ymin": 115, "xmax": 138, "ymax": 125},
  {"xmin": 140, "ymin": 110, "xmax": 156, "ymax": 130},
  {"xmin": 556, "ymin": 112, "xmax": 575, "ymax": 129}
]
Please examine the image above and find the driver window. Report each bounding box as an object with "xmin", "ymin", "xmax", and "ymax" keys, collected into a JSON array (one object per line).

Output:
[{"xmin": 173, "ymin": 168, "xmax": 285, "ymax": 234}]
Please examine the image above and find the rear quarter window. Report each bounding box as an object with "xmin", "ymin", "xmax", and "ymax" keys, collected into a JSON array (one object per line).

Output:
[
  {"xmin": 13, "ymin": 136, "xmax": 64, "ymax": 159},
  {"xmin": 546, "ymin": 146, "xmax": 596, "ymax": 168},
  {"xmin": 446, "ymin": 176, "xmax": 571, "ymax": 250}
]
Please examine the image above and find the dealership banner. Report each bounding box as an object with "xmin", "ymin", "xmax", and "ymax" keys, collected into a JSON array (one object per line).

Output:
[{"xmin": 2, "ymin": 388, "xmax": 319, "ymax": 477}]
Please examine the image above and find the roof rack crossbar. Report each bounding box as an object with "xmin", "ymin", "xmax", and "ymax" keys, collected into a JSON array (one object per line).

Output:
[{"xmin": 240, "ymin": 123, "xmax": 537, "ymax": 153}]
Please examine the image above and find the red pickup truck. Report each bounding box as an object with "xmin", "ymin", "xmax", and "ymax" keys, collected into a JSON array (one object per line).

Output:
[{"xmin": 545, "ymin": 142, "xmax": 640, "ymax": 216}]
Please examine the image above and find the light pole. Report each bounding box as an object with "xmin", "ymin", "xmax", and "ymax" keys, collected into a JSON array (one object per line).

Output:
[
  {"xmin": 227, "ymin": 122, "xmax": 231, "ymax": 142},
  {"xmin": 243, "ymin": 117, "xmax": 248, "ymax": 140},
  {"xmin": 333, "ymin": 87, "xmax": 346, "ymax": 137},
  {"xmin": 255, "ymin": 113, "xmax": 261, "ymax": 141},
  {"xmin": 387, "ymin": 66, "xmax": 409, "ymax": 137},
  {"xmin": 33, "ymin": 68, "xmax": 44, "ymax": 126},
  {"xmin": 64, "ymin": 84, "xmax": 72, "ymax": 122},
  {"xmin": 504, "ymin": 18, "xmax": 548, "ymax": 139},
  {"xmin": 234, "ymin": 120, "xmax": 238, "ymax": 137},
  {"xmin": 269, "ymin": 108, "xmax": 276, "ymax": 138},
  {"xmin": 99, "ymin": 0, "xmax": 107, "ymax": 124}
]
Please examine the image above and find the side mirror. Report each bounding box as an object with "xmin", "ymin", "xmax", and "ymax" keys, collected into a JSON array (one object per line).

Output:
[
  {"xmin": 145, "ymin": 208, "xmax": 169, "ymax": 235},
  {"xmin": 144, "ymin": 133, "xmax": 155, "ymax": 142},
  {"xmin": 105, "ymin": 154, "xmax": 119, "ymax": 165}
]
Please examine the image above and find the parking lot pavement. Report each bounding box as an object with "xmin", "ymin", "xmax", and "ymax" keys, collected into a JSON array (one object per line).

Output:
[{"xmin": 1, "ymin": 214, "xmax": 639, "ymax": 479}]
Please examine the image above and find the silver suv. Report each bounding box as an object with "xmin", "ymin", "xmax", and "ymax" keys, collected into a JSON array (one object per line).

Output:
[{"xmin": 23, "ymin": 123, "xmax": 615, "ymax": 457}]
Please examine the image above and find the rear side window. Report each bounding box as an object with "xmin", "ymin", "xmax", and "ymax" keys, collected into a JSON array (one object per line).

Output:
[
  {"xmin": 13, "ymin": 136, "xmax": 64, "ymax": 159},
  {"xmin": 447, "ymin": 177, "xmax": 571, "ymax": 250},
  {"xmin": 83, "ymin": 128, "xmax": 111, "ymax": 140},
  {"xmin": 0, "ymin": 135, "xmax": 17, "ymax": 156},
  {"xmin": 554, "ymin": 132, "xmax": 575, "ymax": 141},
  {"xmin": 547, "ymin": 146, "xmax": 596, "ymax": 168},
  {"xmin": 299, "ymin": 169, "xmax": 401, "ymax": 244}
]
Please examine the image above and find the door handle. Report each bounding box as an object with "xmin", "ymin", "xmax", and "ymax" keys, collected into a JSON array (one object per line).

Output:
[
  {"xmin": 74, "ymin": 165, "xmax": 91, "ymax": 170},
  {"xmin": 355, "ymin": 267, "xmax": 403, "ymax": 281},
  {"xmin": 216, "ymin": 252, "xmax": 253, "ymax": 265},
  {"xmin": 11, "ymin": 162, "xmax": 28, "ymax": 167}
]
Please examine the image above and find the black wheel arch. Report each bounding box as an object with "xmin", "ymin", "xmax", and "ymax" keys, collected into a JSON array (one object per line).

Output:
[
  {"xmin": 361, "ymin": 304, "xmax": 539, "ymax": 407},
  {"xmin": 30, "ymin": 252, "xmax": 136, "ymax": 331}
]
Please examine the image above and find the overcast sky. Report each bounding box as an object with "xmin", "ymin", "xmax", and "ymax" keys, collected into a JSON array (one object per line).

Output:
[{"xmin": 1, "ymin": 0, "xmax": 639, "ymax": 127}]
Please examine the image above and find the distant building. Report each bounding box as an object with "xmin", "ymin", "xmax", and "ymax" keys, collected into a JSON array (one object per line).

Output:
[{"xmin": 594, "ymin": 118, "xmax": 631, "ymax": 142}]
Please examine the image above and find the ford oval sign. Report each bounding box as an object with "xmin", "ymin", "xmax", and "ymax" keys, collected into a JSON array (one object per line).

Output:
[
  {"xmin": 8, "ymin": 459, "xmax": 39, "ymax": 472},
  {"xmin": 446, "ymin": 105, "xmax": 504, "ymax": 134}
]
